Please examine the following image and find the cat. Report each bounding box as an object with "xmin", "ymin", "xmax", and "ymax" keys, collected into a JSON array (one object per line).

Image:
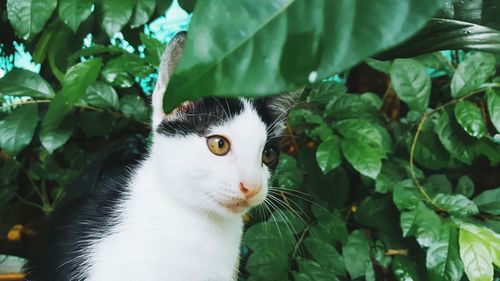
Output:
[{"xmin": 24, "ymin": 32, "xmax": 297, "ymax": 281}]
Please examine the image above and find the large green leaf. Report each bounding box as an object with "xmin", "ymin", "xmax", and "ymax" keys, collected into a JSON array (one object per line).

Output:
[
  {"xmin": 433, "ymin": 193, "xmax": 479, "ymax": 217},
  {"xmin": 393, "ymin": 180, "xmax": 424, "ymax": 211},
  {"xmin": 99, "ymin": 0, "xmax": 135, "ymax": 37},
  {"xmin": 459, "ymin": 225, "xmax": 495, "ymax": 281},
  {"xmin": 400, "ymin": 203, "xmax": 442, "ymax": 248},
  {"xmin": 84, "ymin": 82, "xmax": 119, "ymax": 110},
  {"xmin": 455, "ymin": 175, "xmax": 475, "ymax": 198},
  {"xmin": 58, "ymin": 0, "xmax": 94, "ymax": 32},
  {"xmin": 342, "ymin": 230, "xmax": 371, "ymax": 279},
  {"xmin": 164, "ymin": 0, "xmax": 443, "ymax": 112},
  {"xmin": 0, "ymin": 105, "xmax": 39, "ymax": 156},
  {"xmin": 303, "ymin": 238, "xmax": 346, "ymax": 276},
  {"xmin": 39, "ymin": 95, "xmax": 76, "ymax": 153},
  {"xmin": 341, "ymin": 138, "xmax": 382, "ymax": 179},
  {"xmin": 310, "ymin": 208, "xmax": 348, "ymax": 244},
  {"xmin": 243, "ymin": 221, "xmax": 295, "ymax": 254},
  {"xmin": 487, "ymin": 88, "xmax": 500, "ymax": 133},
  {"xmin": 315, "ymin": 135, "xmax": 341, "ymax": 174},
  {"xmin": 392, "ymin": 256, "xmax": 422, "ymax": 281},
  {"xmin": 391, "ymin": 58, "xmax": 431, "ymax": 112},
  {"xmin": 335, "ymin": 119, "xmax": 384, "ymax": 148},
  {"xmin": 473, "ymin": 187, "xmax": 500, "ymax": 215},
  {"xmin": 0, "ymin": 69, "xmax": 55, "ymax": 99},
  {"xmin": 6, "ymin": 0, "xmax": 57, "ymax": 39},
  {"xmin": 426, "ymin": 224, "xmax": 463, "ymax": 281},
  {"xmin": 294, "ymin": 259, "xmax": 340, "ymax": 281},
  {"xmin": 434, "ymin": 111, "xmax": 478, "ymax": 165},
  {"xmin": 140, "ymin": 33, "xmax": 166, "ymax": 66},
  {"xmin": 129, "ymin": 0, "xmax": 155, "ymax": 28},
  {"xmin": 273, "ymin": 154, "xmax": 303, "ymax": 190},
  {"xmin": 246, "ymin": 249, "xmax": 289, "ymax": 281},
  {"xmin": 62, "ymin": 58, "xmax": 103, "ymax": 105},
  {"xmin": 119, "ymin": 95, "xmax": 149, "ymax": 122},
  {"xmin": 454, "ymin": 100, "xmax": 487, "ymax": 138},
  {"xmin": 451, "ymin": 52, "xmax": 496, "ymax": 98}
]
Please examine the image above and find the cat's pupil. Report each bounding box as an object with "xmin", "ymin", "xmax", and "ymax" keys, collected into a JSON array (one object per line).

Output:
[{"xmin": 218, "ymin": 139, "xmax": 225, "ymax": 148}]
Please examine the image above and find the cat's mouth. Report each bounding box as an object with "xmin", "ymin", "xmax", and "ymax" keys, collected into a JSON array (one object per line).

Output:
[{"xmin": 218, "ymin": 200, "xmax": 249, "ymax": 214}]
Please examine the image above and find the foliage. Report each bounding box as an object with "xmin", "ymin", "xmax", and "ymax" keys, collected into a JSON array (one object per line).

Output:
[{"xmin": 0, "ymin": 0, "xmax": 499, "ymax": 281}]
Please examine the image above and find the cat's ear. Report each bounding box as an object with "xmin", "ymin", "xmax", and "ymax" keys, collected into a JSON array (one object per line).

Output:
[
  {"xmin": 264, "ymin": 88, "xmax": 302, "ymax": 137},
  {"xmin": 151, "ymin": 31, "xmax": 187, "ymax": 129}
]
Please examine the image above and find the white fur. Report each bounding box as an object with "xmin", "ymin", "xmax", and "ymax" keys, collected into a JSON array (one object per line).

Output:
[{"xmin": 85, "ymin": 101, "xmax": 271, "ymax": 281}]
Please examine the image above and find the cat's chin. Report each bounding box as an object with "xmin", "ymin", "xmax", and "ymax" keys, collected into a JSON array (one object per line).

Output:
[{"xmin": 218, "ymin": 200, "xmax": 250, "ymax": 215}]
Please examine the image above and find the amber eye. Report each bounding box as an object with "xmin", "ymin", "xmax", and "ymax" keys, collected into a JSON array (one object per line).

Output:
[
  {"xmin": 206, "ymin": 135, "xmax": 230, "ymax": 156},
  {"xmin": 262, "ymin": 146, "xmax": 278, "ymax": 167}
]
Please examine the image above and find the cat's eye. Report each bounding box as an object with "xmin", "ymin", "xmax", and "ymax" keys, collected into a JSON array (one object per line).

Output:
[
  {"xmin": 262, "ymin": 146, "xmax": 278, "ymax": 167},
  {"xmin": 206, "ymin": 135, "xmax": 230, "ymax": 156}
]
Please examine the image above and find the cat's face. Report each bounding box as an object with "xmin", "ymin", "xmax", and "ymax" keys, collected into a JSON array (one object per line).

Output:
[
  {"xmin": 151, "ymin": 97, "xmax": 286, "ymax": 217},
  {"xmin": 149, "ymin": 32, "xmax": 296, "ymax": 217}
]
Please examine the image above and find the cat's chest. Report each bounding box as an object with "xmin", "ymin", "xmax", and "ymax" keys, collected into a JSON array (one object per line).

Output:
[{"xmin": 86, "ymin": 193, "xmax": 243, "ymax": 281}]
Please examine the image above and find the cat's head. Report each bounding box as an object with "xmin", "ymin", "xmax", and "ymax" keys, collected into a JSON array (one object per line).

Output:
[{"xmin": 149, "ymin": 32, "xmax": 298, "ymax": 217}]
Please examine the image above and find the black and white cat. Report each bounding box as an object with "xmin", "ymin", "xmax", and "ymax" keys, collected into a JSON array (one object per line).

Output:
[{"xmin": 24, "ymin": 32, "xmax": 296, "ymax": 280}]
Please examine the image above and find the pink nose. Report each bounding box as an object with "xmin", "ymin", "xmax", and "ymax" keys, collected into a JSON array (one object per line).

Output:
[{"xmin": 240, "ymin": 183, "xmax": 261, "ymax": 199}]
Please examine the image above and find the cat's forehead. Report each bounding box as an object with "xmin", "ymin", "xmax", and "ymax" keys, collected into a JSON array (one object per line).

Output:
[{"xmin": 156, "ymin": 97, "xmax": 279, "ymax": 138}]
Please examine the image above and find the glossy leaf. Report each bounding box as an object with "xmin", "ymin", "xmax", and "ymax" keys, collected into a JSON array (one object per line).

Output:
[
  {"xmin": 0, "ymin": 105, "xmax": 39, "ymax": 156},
  {"xmin": 100, "ymin": 0, "xmax": 135, "ymax": 37},
  {"xmin": 62, "ymin": 58, "xmax": 103, "ymax": 105},
  {"xmin": 295, "ymin": 259, "xmax": 339, "ymax": 281},
  {"xmin": 426, "ymin": 224, "xmax": 463, "ymax": 281},
  {"xmin": 473, "ymin": 187, "xmax": 500, "ymax": 215},
  {"xmin": 392, "ymin": 256, "xmax": 422, "ymax": 281},
  {"xmin": 245, "ymin": 249, "xmax": 288, "ymax": 280},
  {"xmin": 391, "ymin": 59, "xmax": 431, "ymax": 111},
  {"xmin": 393, "ymin": 180, "xmax": 424, "ymax": 211},
  {"xmin": 315, "ymin": 135, "xmax": 341, "ymax": 174},
  {"xmin": 6, "ymin": 0, "xmax": 57, "ymax": 39},
  {"xmin": 451, "ymin": 52, "xmax": 496, "ymax": 98},
  {"xmin": 342, "ymin": 230, "xmax": 371, "ymax": 279},
  {"xmin": 130, "ymin": 0, "xmax": 156, "ymax": 28},
  {"xmin": 454, "ymin": 100, "xmax": 487, "ymax": 138},
  {"xmin": 39, "ymin": 96, "xmax": 76, "ymax": 153},
  {"xmin": 455, "ymin": 175, "xmax": 475, "ymax": 198},
  {"xmin": 341, "ymin": 138, "xmax": 382, "ymax": 179},
  {"xmin": 100, "ymin": 57, "xmax": 134, "ymax": 88},
  {"xmin": 164, "ymin": 0, "xmax": 443, "ymax": 112},
  {"xmin": 140, "ymin": 33, "xmax": 166, "ymax": 66},
  {"xmin": 487, "ymin": 88, "xmax": 500, "ymax": 133},
  {"xmin": 273, "ymin": 154, "xmax": 303, "ymax": 190},
  {"xmin": 336, "ymin": 119, "xmax": 384, "ymax": 148},
  {"xmin": 310, "ymin": 209, "xmax": 348, "ymax": 244},
  {"xmin": 0, "ymin": 69, "xmax": 55, "ymax": 98},
  {"xmin": 433, "ymin": 193, "xmax": 479, "ymax": 217},
  {"xmin": 400, "ymin": 203, "xmax": 442, "ymax": 247},
  {"xmin": 303, "ymin": 238, "xmax": 346, "ymax": 276},
  {"xmin": 58, "ymin": 0, "xmax": 94, "ymax": 32},
  {"xmin": 85, "ymin": 82, "xmax": 119, "ymax": 110},
  {"xmin": 459, "ymin": 226, "xmax": 494, "ymax": 281},
  {"xmin": 243, "ymin": 221, "xmax": 295, "ymax": 254},
  {"xmin": 119, "ymin": 95, "xmax": 149, "ymax": 121}
]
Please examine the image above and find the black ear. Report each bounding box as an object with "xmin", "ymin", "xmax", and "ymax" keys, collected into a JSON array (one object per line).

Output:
[
  {"xmin": 260, "ymin": 89, "xmax": 302, "ymax": 138},
  {"xmin": 152, "ymin": 32, "xmax": 187, "ymax": 128}
]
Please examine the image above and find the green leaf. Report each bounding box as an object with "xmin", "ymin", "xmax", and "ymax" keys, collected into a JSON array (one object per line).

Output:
[
  {"xmin": 451, "ymin": 52, "xmax": 496, "ymax": 98},
  {"xmin": 58, "ymin": 0, "xmax": 94, "ymax": 32},
  {"xmin": 0, "ymin": 69, "xmax": 55, "ymax": 98},
  {"xmin": 303, "ymin": 238, "xmax": 346, "ymax": 276},
  {"xmin": 434, "ymin": 111, "xmax": 479, "ymax": 165},
  {"xmin": 409, "ymin": 125, "xmax": 455, "ymax": 170},
  {"xmin": 246, "ymin": 249, "xmax": 288, "ymax": 280},
  {"xmin": 99, "ymin": 0, "xmax": 135, "ymax": 37},
  {"xmin": 273, "ymin": 154, "xmax": 303, "ymax": 190},
  {"xmin": 473, "ymin": 187, "xmax": 500, "ymax": 215},
  {"xmin": 129, "ymin": 0, "xmax": 155, "ymax": 28},
  {"xmin": 325, "ymin": 93, "xmax": 379, "ymax": 119},
  {"xmin": 392, "ymin": 180, "xmax": 424, "ymax": 211},
  {"xmin": 119, "ymin": 95, "xmax": 149, "ymax": 121},
  {"xmin": 140, "ymin": 33, "xmax": 166, "ymax": 66},
  {"xmin": 268, "ymin": 210, "xmax": 305, "ymax": 234},
  {"xmin": 295, "ymin": 259, "xmax": 339, "ymax": 281},
  {"xmin": 243, "ymin": 221, "xmax": 295, "ymax": 254},
  {"xmin": 454, "ymin": 100, "xmax": 487, "ymax": 138},
  {"xmin": 455, "ymin": 175, "xmax": 475, "ymax": 198},
  {"xmin": 393, "ymin": 256, "xmax": 422, "ymax": 281},
  {"xmin": 487, "ymin": 88, "xmax": 500, "ymax": 133},
  {"xmin": 341, "ymin": 138, "xmax": 382, "ymax": 179},
  {"xmin": 366, "ymin": 58, "xmax": 392, "ymax": 74},
  {"xmin": 310, "ymin": 208, "xmax": 348, "ymax": 244},
  {"xmin": 400, "ymin": 203, "xmax": 442, "ymax": 247},
  {"xmin": 391, "ymin": 59, "xmax": 431, "ymax": 111},
  {"xmin": 100, "ymin": 57, "xmax": 134, "ymax": 88},
  {"xmin": 0, "ymin": 105, "xmax": 39, "ymax": 156},
  {"xmin": 6, "ymin": 0, "xmax": 57, "ymax": 39},
  {"xmin": 342, "ymin": 230, "xmax": 371, "ymax": 279},
  {"xmin": 164, "ymin": 0, "xmax": 443, "ymax": 112},
  {"xmin": 85, "ymin": 82, "xmax": 119, "ymax": 110},
  {"xmin": 459, "ymin": 226, "xmax": 494, "ymax": 281},
  {"xmin": 315, "ymin": 136, "xmax": 341, "ymax": 173},
  {"xmin": 336, "ymin": 119, "xmax": 384, "ymax": 148},
  {"xmin": 433, "ymin": 193, "xmax": 479, "ymax": 217},
  {"xmin": 426, "ymin": 224, "xmax": 464, "ymax": 281},
  {"xmin": 424, "ymin": 174, "xmax": 453, "ymax": 196},
  {"xmin": 39, "ymin": 96, "xmax": 76, "ymax": 153},
  {"xmin": 79, "ymin": 112, "xmax": 114, "ymax": 138},
  {"xmin": 62, "ymin": 58, "xmax": 103, "ymax": 105}
]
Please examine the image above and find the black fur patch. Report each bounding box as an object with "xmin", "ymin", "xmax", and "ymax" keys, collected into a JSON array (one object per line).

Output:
[{"xmin": 156, "ymin": 97, "xmax": 244, "ymax": 136}]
